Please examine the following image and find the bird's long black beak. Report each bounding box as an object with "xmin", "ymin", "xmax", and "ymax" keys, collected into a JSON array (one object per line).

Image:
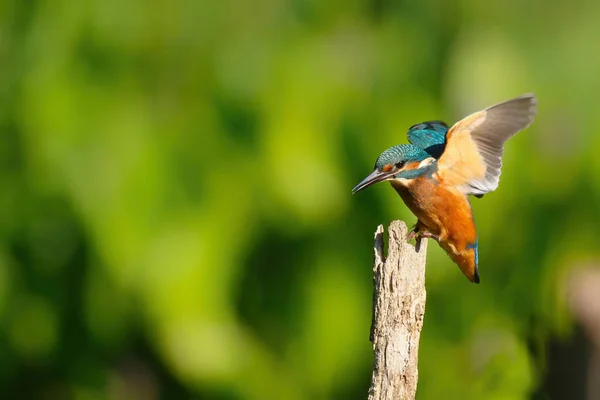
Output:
[{"xmin": 352, "ymin": 170, "xmax": 393, "ymax": 194}]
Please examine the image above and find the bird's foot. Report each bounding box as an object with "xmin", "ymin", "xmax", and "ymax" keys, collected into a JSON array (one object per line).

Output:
[
  {"xmin": 407, "ymin": 227, "xmax": 439, "ymax": 243},
  {"xmin": 419, "ymin": 231, "xmax": 440, "ymax": 242},
  {"xmin": 406, "ymin": 229, "xmax": 419, "ymax": 241}
]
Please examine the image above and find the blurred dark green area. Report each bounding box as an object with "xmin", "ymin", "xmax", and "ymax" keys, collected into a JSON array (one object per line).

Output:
[{"xmin": 1, "ymin": 0, "xmax": 599, "ymax": 399}]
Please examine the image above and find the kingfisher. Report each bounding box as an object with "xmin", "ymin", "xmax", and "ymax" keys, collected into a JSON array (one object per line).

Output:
[{"xmin": 352, "ymin": 94, "xmax": 537, "ymax": 283}]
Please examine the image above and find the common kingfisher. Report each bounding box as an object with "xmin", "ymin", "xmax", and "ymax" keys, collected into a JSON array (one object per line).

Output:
[{"xmin": 353, "ymin": 94, "xmax": 537, "ymax": 283}]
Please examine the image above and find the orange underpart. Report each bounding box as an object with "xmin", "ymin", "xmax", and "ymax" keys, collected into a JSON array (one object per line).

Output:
[{"xmin": 390, "ymin": 176, "xmax": 479, "ymax": 283}]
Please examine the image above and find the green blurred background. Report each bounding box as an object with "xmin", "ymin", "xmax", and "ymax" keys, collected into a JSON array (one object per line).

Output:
[{"xmin": 1, "ymin": 0, "xmax": 599, "ymax": 399}]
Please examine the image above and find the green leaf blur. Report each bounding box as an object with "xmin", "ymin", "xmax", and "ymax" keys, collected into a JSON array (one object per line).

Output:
[{"xmin": 0, "ymin": 0, "xmax": 597, "ymax": 399}]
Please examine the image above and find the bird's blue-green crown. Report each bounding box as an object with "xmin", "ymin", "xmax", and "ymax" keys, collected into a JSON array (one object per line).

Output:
[{"xmin": 374, "ymin": 144, "xmax": 431, "ymax": 171}]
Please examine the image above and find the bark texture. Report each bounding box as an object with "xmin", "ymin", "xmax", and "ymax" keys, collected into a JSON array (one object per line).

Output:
[{"xmin": 368, "ymin": 221, "xmax": 428, "ymax": 400}]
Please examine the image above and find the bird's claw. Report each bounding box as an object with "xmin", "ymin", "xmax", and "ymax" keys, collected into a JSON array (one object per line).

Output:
[
  {"xmin": 406, "ymin": 230, "xmax": 418, "ymax": 241},
  {"xmin": 406, "ymin": 229, "xmax": 440, "ymax": 243}
]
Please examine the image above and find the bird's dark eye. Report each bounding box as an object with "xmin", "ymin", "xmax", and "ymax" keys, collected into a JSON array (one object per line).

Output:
[{"xmin": 395, "ymin": 161, "xmax": 405, "ymax": 169}]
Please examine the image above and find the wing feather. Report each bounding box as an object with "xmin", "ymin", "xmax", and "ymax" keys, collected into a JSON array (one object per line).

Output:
[
  {"xmin": 437, "ymin": 94, "xmax": 538, "ymax": 194},
  {"xmin": 406, "ymin": 121, "xmax": 448, "ymax": 158}
]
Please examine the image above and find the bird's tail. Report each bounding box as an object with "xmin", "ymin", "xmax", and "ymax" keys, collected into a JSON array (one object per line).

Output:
[{"xmin": 441, "ymin": 241, "xmax": 480, "ymax": 284}]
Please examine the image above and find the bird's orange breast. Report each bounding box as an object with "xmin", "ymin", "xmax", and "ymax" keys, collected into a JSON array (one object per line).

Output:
[{"xmin": 390, "ymin": 176, "xmax": 480, "ymax": 282}]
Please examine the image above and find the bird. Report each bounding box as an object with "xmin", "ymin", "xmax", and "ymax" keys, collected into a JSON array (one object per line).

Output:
[{"xmin": 352, "ymin": 94, "xmax": 537, "ymax": 283}]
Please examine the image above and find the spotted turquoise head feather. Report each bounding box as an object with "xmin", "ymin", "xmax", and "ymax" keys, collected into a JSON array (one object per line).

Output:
[
  {"xmin": 374, "ymin": 144, "xmax": 430, "ymax": 171},
  {"xmin": 352, "ymin": 143, "xmax": 434, "ymax": 194}
]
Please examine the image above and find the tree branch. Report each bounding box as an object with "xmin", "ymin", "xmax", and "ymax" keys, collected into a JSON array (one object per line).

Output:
[{"xmin": 368, "ymin": 221, "xmax": 428, "ymax": 400}]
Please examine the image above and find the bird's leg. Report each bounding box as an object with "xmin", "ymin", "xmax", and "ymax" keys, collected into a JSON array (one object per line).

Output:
[
  {"xmin": 407, "ymin": 220, "xmax": 440, "ymax": 244},
  {"xmin": 419, "ymin": 231, "xmax": 440, "ymax": 242}
]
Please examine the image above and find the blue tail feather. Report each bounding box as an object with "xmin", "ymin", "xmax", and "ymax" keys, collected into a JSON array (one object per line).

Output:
[{"xmin": 466, "ymin": 241, "xmax": 480, "ymax": 283}]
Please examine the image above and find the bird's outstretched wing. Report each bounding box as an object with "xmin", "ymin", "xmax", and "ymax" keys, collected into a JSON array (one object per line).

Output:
[
  {"xmin": 436, "ymin": 94, "xmax": 537, "ymax": 195},
  {"xmin": 407, "ymin": 120, "xmax": 448, "ymax": 159}
]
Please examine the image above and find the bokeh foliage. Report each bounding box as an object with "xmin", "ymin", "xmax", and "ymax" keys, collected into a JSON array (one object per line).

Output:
[{"xmin": 1, "ymin": 0, "xmax": 599, "ymax": 398}]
